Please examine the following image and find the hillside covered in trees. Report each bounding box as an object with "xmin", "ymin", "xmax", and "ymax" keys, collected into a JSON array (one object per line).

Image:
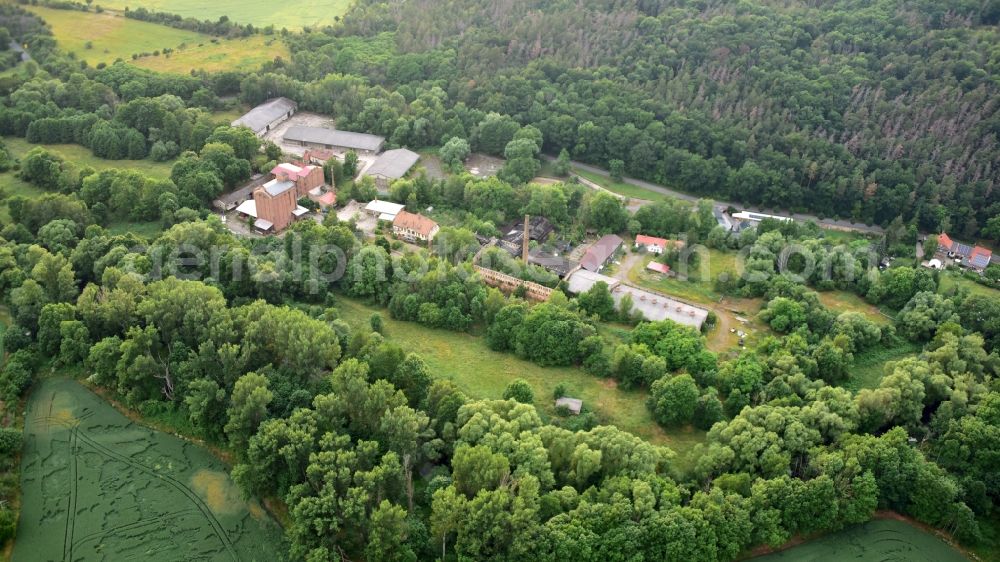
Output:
[
  {"xmin": 1, "ymin": 1, "xmax": 1000, "ymax": 561},
  {"xmin": 289, "ymin": 0, "xmax": 1000, "ymax": 238}
]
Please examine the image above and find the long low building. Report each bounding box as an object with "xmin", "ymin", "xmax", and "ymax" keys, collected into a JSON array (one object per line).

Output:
[
  {"xmin": 232, "ymin": 97, "xmax": 297, "ymax": 136},
  {"xmin": 565, "ymin": 269, "xmax": 708, "ymax": 329},
  {"xmin": 731, "ymin": 210, "xmax": 793, "ymax": 224},
  {"xmin": 284, "ymin": 125, "xmax": 385, "ymax": 155}
]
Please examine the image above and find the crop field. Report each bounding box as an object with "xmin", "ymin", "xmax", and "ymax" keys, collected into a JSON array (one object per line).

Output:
[
  {"xmin": 333, "ymin": 296, "xmax": 709, "ymax": 455},
  {"xmin": 84, "ymin": 0, "xmax": 354, "ymax": 30},
  {"xmin": 755, "ymin": 518, "xmax": 968, "ymax": 562},
  {"xmin": 27, "ymin": 6, "xmax": 287, "ymax": 73},
  {"xmin": 14, "ymin": 378, "xmax": 285, "ymax": 561}
]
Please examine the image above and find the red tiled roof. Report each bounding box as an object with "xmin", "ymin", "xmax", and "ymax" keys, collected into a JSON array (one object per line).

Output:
[
  {"xmin": 646, "ymin": 261, "xmax": 671, "ymax": 274},
  {"xmin": 271, "ymin": 163, "xmax": 316, "ymax": 179},
  {"xmin": 316, "ymin": 191, "xmax": 337, "ymax": 206},
  {"xmin": 392, "ymin": 210, "xmax": 438, "ymax": 237},
  {"xmin": 938, "ymin": 232, "xmax": 954, "ymax": 250},
  {"xmin": 635, "ymin": 234, "xmax": 669, "ymax": 248}
]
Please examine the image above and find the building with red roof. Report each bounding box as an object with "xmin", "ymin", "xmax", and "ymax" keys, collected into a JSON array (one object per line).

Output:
[
  {"xmin": 634, "ymin": 234, "xmax": 670, "ymax": 254},
  {"xmin": 937, "ymin": 232, "xmax": 954, "ymax": 252},
  {"xmin": 646, "ymin": 261, "xmax": 672, "ymax": 275}
]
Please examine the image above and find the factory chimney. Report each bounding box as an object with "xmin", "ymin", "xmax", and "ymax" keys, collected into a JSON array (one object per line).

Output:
[{"xmin": 522, "ymin": 215, "xmax": 530, "ymax": 263}]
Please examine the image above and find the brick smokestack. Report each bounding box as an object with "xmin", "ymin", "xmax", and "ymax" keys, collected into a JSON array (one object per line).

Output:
[{"xmin": 523, "ymin": 214, "xmax": 530, "ymax": 263}]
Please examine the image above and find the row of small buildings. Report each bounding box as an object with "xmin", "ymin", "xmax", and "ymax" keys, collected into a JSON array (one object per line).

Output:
[{"xmin": 928, "ymin": 233, "xmax": 995, "ymax": 272}]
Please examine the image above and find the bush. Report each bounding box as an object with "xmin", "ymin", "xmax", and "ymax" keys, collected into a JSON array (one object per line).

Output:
[
  {"xmin": 0, "ymin": 428, "xmax": 21, "ymax": 456},
  {"xmin": 503, "ymin": 378, "xmax": 534, "ymax": 404},
  {"xmin": 0, "ymin": 360, "xmax": 33, "ymax": 402},
  {"xmin": 553, "ymin": 382, "xmax": 569, "ymax": 400}
]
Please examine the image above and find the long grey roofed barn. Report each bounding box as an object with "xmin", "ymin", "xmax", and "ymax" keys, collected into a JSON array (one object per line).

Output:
[
  {"xmin": 284, "ymin": 125, "xmax": 385, "ymax": 153},
  {"xmin": 231, "ymin": 97, "xmax": 298, "ymax": 135},
  {"xmin": 365, "ymin": 148, "xmax": 421, "ymax": 180},
  {"xmin": 580, "ymin": 234, "xmax": 624, "ymax": 272}
]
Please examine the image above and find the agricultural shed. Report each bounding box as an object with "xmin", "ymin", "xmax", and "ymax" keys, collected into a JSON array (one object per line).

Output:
[
  {"xmin": 365, "ymin": 148, "xmax": 421, "ymax": 191},
  {"xmin": 232, "ymin": 97, "xmax": 297, "ymax": 136},
  {"xmin": 284, "ymin": 125, "xmax": 385, "ymax": 154},
  {"xmin": 581, "ymin": 234, "xmax": 624, "ymax": 272}
]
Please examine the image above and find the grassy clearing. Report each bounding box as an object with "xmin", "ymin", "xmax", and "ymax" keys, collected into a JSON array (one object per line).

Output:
[
  {"xmin": 845, "ymin": 340, "xmax": 922, "ymax": 392},
  {"xmin": 27, "ymin": 6, "xmax": 287, "ymax": 72},
  {"xmin": 132, "ymin": 34, "xmax": 288, "ymax": 74},
  {"xmin": 0, "ymin": 139, "xmax": 169, "ymax": 236},
  {"xmin": 106, "ymin": 219, "xmax": 164, "ymax": 238},
  {"xmin": 625, "ymin": 249, "xmax": 735, "ymax": 305},
  {"xmin": 3, "ymin": 137, "xmax": 175, "ymax": 178},
  {"xmin": 817, "ymin": 290, "xmax": 889, "ymax": 324},
  {"xmin": 0, "ymin": 172, "xmax": 45, "ymax": 223},
  {"xmin": 89, "ymin": 0, "xmax": 353, "ymax": 30},
  {"xmin": 332, "ymin": 295, "xmax": 708, "ymax": 455},
  {"xmin": 211, "ymin": 106, "xmax": 251, "ymax": 124},
  {"xmin": 939, "ymin": 271, "xmax": 1000, "ymax": 299},
  {"xmin": 573, "ymin": 167, "xmax": 669, "ymax": 202}
]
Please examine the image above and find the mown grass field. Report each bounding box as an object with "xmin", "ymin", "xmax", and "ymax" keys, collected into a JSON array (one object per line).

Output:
[
  {"xmin": 27, "ymin": 6, "xmax": 287, "ymax": 73},
  {"xmin": 333, "ymin": 295, "xmax": 708, "ymax": 455},
  {"xmin": 87, "ymin": 0, "xmax": 353, "ymax": 30}
]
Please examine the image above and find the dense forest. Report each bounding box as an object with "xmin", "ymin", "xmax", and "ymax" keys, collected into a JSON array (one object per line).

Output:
[{"xmin": 269, "ymin": 0, "xmax": 1000, "ymax": 238}]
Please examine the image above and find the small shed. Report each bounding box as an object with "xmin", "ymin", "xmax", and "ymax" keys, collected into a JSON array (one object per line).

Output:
[{"xmin": 555, "ymin": 397, "xmax": 583, "ymax": 415}]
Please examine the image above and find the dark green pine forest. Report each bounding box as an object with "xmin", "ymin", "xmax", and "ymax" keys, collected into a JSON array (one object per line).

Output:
[{"xmin": 255, "ymin": 0, "xmax": 1000, "ymax": 239}]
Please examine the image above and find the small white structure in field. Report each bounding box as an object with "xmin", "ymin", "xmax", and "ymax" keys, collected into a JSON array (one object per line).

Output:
[{"xmin": 555, "ymin": 397, "xmax": 583, "ymax": 415}]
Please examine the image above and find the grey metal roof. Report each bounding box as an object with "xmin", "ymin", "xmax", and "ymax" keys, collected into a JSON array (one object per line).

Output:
[
  {"xmin": 284, "ymin": 125, "xmax": 385, "ymax": 152},
  {"xmin": 970, "ymin": 254, "xmax": 991, "ymax": 269},
  {"xmin": 364, "ymin": 148, "xmax": 420, "ymax": 179},
  {"xmin": 581, "ymin": 234, "xmax": 623, "ymax": 272},
  {"xmin": 953, "ymin": 243, "xmax": 973, "ymax": 257},
  {"xmin": 264, "ymin": 180, "xmax": 296, "ymax": 196},
  {"xmin": 232, "ymin": 97, "xmax": 297, "ymax": 133}
]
